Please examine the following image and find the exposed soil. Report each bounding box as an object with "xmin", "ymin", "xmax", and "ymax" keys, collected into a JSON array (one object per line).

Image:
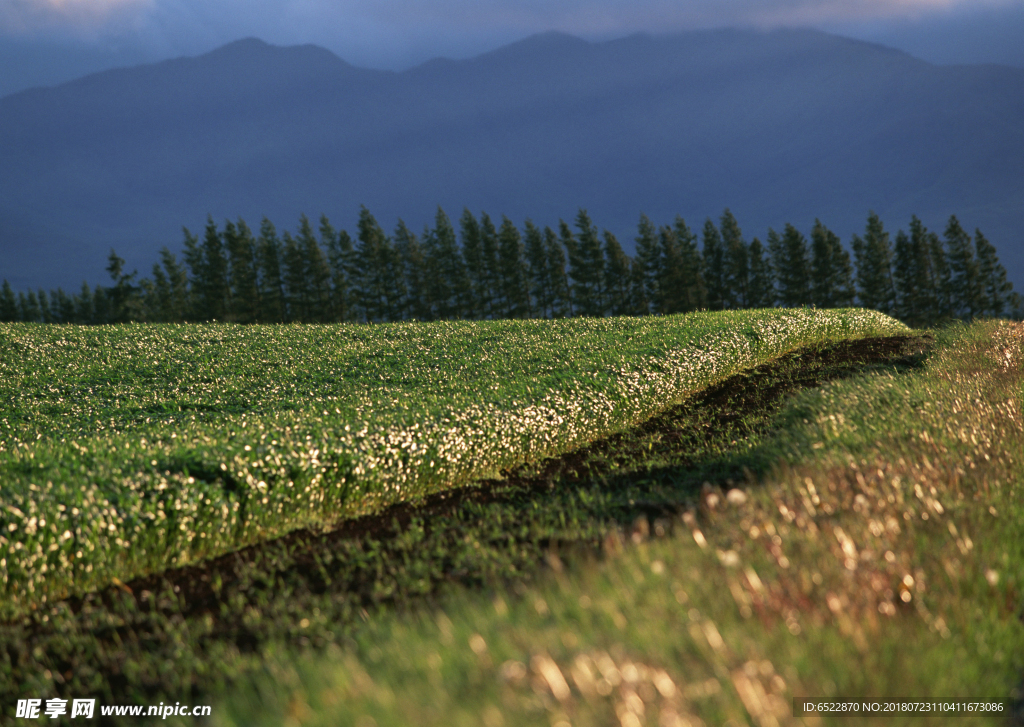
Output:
[{"xmin": 85, "ymin": 333, "xmax": 931, "ymax": 624}]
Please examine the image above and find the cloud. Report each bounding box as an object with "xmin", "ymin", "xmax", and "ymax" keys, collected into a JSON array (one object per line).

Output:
[{"xmin": 0, "ymin": 0, "xmax": 153, "ymax": 36}]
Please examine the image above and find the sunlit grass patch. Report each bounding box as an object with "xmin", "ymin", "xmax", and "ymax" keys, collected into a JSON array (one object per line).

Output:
[
  {"xmin": 212, "ymin": 320, "xmax": 1024, "ymax": 727},
  {"xmin": 0, "ymin": 309, "xmax": 906, "ymax": 614}
]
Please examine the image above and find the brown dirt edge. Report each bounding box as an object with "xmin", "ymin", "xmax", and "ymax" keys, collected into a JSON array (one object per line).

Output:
[{"xmin": 55, "ymin": 333, "xmax": 931, "ymax": 625}]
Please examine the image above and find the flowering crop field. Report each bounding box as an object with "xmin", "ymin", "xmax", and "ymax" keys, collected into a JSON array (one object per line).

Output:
[{"xmin": 0, "ymin": 309, "xmax": 906, "ymax": 615}]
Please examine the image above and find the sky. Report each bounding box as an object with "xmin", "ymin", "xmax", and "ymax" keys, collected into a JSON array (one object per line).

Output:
[{"xmin": 1, "ymin": 0, "xmax": 1024, "ymax": 96}]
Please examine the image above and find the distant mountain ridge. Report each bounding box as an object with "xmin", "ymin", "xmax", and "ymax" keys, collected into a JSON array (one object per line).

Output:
[{"xmin": 1, "ymin": 29, "xmax": 1022, "ymax": 292}]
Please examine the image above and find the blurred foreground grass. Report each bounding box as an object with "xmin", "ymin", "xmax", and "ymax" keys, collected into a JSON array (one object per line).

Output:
[{"xmin": 213, "ymin": 320, "xmax": 1024, "ymax": 727}]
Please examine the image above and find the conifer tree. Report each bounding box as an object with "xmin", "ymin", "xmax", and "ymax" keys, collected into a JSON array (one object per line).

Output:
[
  {"xmin": 892, "ymin": 216, "xmax": 938, "ymax": 326},
  {"xmin": 429, "ymin": 207, "xmax": 472, "ymax": 320},
  {"xmin": 851, "ymin": 212, "xmax": 896, "ymax": 314},
  {"xmin": 199, "ymin": 216, "xmax": 229, "ymax": 320},
  {"xmin": 256, "ymin": 218, "xmax": 286, "ymax": 323},
  {"xmin": 927, "ymin": 228, "xmax": 953, "ymax": 322},
  {"xmin": 459, "ymin": 209, "xmax": 485, "ymax": 318},
  {"xmin": 702, "ymin": 218, "xmax": 726, "ymax": 311},
  {"xmin": 720, "ymin": 209, "xmax": 749, "ymax": 308},
  {"xmin": 105, "ymin": 249, "xmax": 141, "ymax": 322},
  {"xmin": 974, "ymin": 228, "xmax": 1014, "ymax": 319},
  {"xmin": 673, "ymin": 216, "xmax": 707, "ymax": 313},
  {"xmin": 0, "ymin": 281, "xmax": 17, "ymax": 321},
  {"xmin": 321, "ymin": 216, "xmax": 358, "ymax": 323},
  {"xmin": 20, "ymin": 291, "xmax": 39, "ymax": 322},
  {"xmin": 225, "ymin": 219, "xmax": 261, "ymax": 323},
  {"xmin": 571, "ymin": 210, "xmax": 606, "ymax": 316},
  {"xmin": 52, "ymin": 288, "xmax": 75, "ymax": 323},
  {"xmin": 36, "ymin": 289, "xmax": 53, "ymax": 323},
  {"xmin": 746, "ymin": 237, "xmax": 775, "ymax": 308},
  {"xmin": 524, "ymin": 220, "xmax": 554, "ymax": 319},
  {"xmin": 394, "ymin": 219, "xmax": 431, "ymax": 321},
  {"xmin": 769, "ymin": 225, "xmax": 811, "ymax": 307},
  {"xmin": 944, "ymin": 215, "xmax": 982, "ymax": 320},
  {"xmin": 545, "ymin": 226, "xmax": 573, "ymax": 318},
  {"xmin": 356, "ymin": 206, "xmax": 403, "ymax": 322},
  {"xmin": 281, "ymin": 231, "xmax": 309, "ymax": 322},
  {"xmin": 657, "ymin": 225, "xmax": 686, "ymax": 314},
  {"xmin": 296, "ymin": 214, "xmax": 333, "ymax": 322},
  {"xmin": 559, "ymin": 220, "xmax": 581, "ymax": 316},
  {"xmin": 479, "ymin": 213, "xmax": 501, "ymax": 318},
  {"xmin": 810, "ymin": 220, "xmax": 855, "ymax": 309},
  {"xmin": 74, "ymin": 282, "xmax": 95, "ymax": 324},
  {"xmin": 634, "ymin": 214, "xmax": 661, "ymax": 314},
  {"xmin": 497, "ymin": 216, "xmax": 531, "ymax": 318},
  {"xmin": 602, "ymin": 231, "xmax": 632, "ymax": 317}
]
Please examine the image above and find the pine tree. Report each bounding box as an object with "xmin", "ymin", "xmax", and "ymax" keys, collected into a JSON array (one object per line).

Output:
[
  {"xmin": 321, "ymin": 216, "xmax": 358, "ymax": 322},
  {"xmin": 159, "ymin": 247, "xmax": 190, "ymax": 322},
  {"xmin": 0, "ymin": 281, "xmax": 17, "ymax": 321},
  {"xmin": 892, "ymin": 216, "xmax": 939, "ymax": 326},
  {"xmin": 720, "ymin": 209, "xmax": 749, "ymax": 308},
  {"xmin": 944, "ymin": 215, "xmax": 983, "ymax": 320},
  {"xmin": 105, "ymin": 249, "xmax": 141, "ymax": 322},
  {"xmin": 181, "ymin": 227, "xmax": 203, "ymax": 320},
  {"xmin": 545, "ymin": 226, "xmax": 573, "ymax": 318},
  {"xmin": 74, "ymin": 282, "xmax": 95, "ymax": 324},
  {"xmin": 222, "ymin": 219, "xmax": 259, "ymax": 322},
  {"xmin": 296, "ymin": 215, "xmax": 333, "ymax": 322},
  {"xmin": 747, "ymin": 237, "xmax": 775, "ymax": 308},
  {"xmin": 256, "ymin": 218, "xmax": 286, "ymax": 323},
  {"xmin": 37, "ymin": 290, "xmax": 53, "ymax": 323},
  {"xmin": 769, "ymin": 225, "xmax": 811, "ymax": 307},
  {"xmin": 20, "ymin": 291, "xmax": 40, "ymax": 322},
  {"xmin": 810, "ymin": 221, "xmax": 855, "ymax": 308},
  {"xmin": 702, "ymin": 219, "xmax": 726, "ymax": 311},
  {"xmin": 199, "ymin": 216, "xmax": 229, "ymax": 320},
  {"xmin": 356, "ymin": 206, "xmax": 403, "ymax": 322},
  {"xmin": 51, "ymin": 288, "xmax": 75, "ymax": 323},
  {"xmin": 602, "ymin": 231, "xmax": 632, "ymax": 317},
  {"xmin": 430, "ymin": 207, "xmax": 472, "ymax": 320},
  {"xmin": 394, "ymin": 219, "xmax": 431, "ymax": 321},
  {"xmin": 523, "ymin": 220, "xmax": 554, "ymax": 318},
  {"xmin": 497, "ymin": 216, "xmax": 531, "ymax": 318},
  {"xmin": 281, "ymin": 231, "xmax": 308, "ymax": 322},
  {"xmin": 559, "ymin": 220, "xmax": 581, "ymax": 316},
  {"xmin": 658, "ymin": 225, "xmax": 686, "ymax": 314},
  {"xmin": 634, "ymin": 214, "xmax": 661, "ymax": 315},
  {"xmin": 571, "ymin": 210, "xmax": 606, "ymax": 317},
  {"xmin": 927, "ymin": 228, "xmax": 953, "ymax": 322},
  {"xmin": 674, "ymin": 216, "xmax": 706, "ymax": 312},
  {"xmin": 479, "ymin": 213, "xmax": 501, "ymax": 318},
  {"xmin": 458, "ymin": 209, "xmax": 484, "ymax": 318},
  {"xmin": 148, "ymin": 262, "xmax": 172, "ymax": 322},
  {"xmin": 851, "ymin": 212, "xmax": 896, "ymax": 314},
  {"xmin": 974, "ymin": 228, "xmax": 1014, "ymax": 319}
]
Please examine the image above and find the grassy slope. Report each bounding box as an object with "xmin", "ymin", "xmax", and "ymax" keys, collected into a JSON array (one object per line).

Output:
[
  {"xmin": 210, "ymin": 320, "xmax": 1024, "ymax": 727},
  {"xmin": 0, "ymin": 309, "xmax": 904, "ymax": 614}
]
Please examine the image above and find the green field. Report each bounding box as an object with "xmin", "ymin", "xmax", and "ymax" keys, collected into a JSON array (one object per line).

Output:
[
  {"xmin": 3, "ymin": 310, "xmax": 1022, "ymax": 725},
  {"xmin": 0, "ymin": 309, "xmax": 903, "ymax": 614}
]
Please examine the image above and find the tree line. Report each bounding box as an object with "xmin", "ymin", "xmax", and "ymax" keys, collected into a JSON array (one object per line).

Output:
[{"xmin": 1, "ymin": 207, "xmax": 1019, "ymax": 327}]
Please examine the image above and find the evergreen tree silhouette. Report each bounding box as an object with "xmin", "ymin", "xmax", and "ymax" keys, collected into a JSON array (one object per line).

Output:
[
  {"xmin": 256, "ymin": 219, "xmax": 286, "ymax": 323},
  {"xmin": 673, "ymin": 216, "xmax": 706, "ymax": 313},
  {"xmin": 571, "ymin": 210, "xmax": 606, "ymax": 317},
  {"xmin": 225, "ymin": 219, "xmax": 261, "ymax": 323},
  {"xmin": 702, "ymin": 218, "xmax": 726, "ymax": 311},
  {"xmin": 852, "ymin": 212, "xmax": 896, "ymax": 314},
  {"xmin": 720, "ymin": 209, "xmax": 749, "ymax": 308},
  {"xmin": 545, "ymin": 226, "xmax": 573, "ymax": 318},
  {"xmin": 524, "ymin": 219, "xmax": 554, "ymax": 319},
  {"xmin": 0, "ymin": 281, "xmax": 17, "ymax": 321},
  {"xmin": 944, "ymin": 215, "xmax": 983, "ymax": 320},
  {"xmin": 602, "ymin": 230, "xmax": 632, "ymax": 317},
  {"xmin": 320, "ymin": 215, "xmax": 357, "ymax": 323},
  {"xmin": 746, "ymin": 237, "xmax": 775, "ymax": 308},
  {"xmin": 769, "ymin": 225, "xmax": 811, "ymax": 307},
  {"xmin": 634, "ymin": 214, "xmax": 661, "ymax": 315},
  {"xmin": 394, "ymin": 219, "xmax": 431, "ymax": 321},
  {"xmin": 459, "ymin": 209, "xmax": 485, "ymax": 318},
  {"xmin": 479, "ymin": 213, "xmax": 501, "ymax": 319},
  {"xmin": 296, "ymin": 215, "xmax": 333, "ymax": 322},
  {"xmin": 497, "ymin": 216, "xmax": 531, "ymax": 318},
  {"xmin": 974, "ymin": 228, "xmax": 1014, "ymax": 319}
]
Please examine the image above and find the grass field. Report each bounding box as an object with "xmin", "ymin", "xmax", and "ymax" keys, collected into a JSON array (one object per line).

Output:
[
  {"xmin": 4, "ymin": 311, "xmax": 1022, "ymax": 725},
  {"xmin": 0, "ymin": 308, "xmax": 903, "ymax": 614}
]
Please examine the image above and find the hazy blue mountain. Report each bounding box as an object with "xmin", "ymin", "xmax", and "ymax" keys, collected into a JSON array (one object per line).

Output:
[{"xmin": 1, "ymin": 29, "xmax": 1022, "ymax": 292}]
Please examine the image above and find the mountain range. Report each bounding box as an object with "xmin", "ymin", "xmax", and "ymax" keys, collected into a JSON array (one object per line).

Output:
[{"xmin": 1, "ymin": 28, "xmax": 1022, "ymax": 292}]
